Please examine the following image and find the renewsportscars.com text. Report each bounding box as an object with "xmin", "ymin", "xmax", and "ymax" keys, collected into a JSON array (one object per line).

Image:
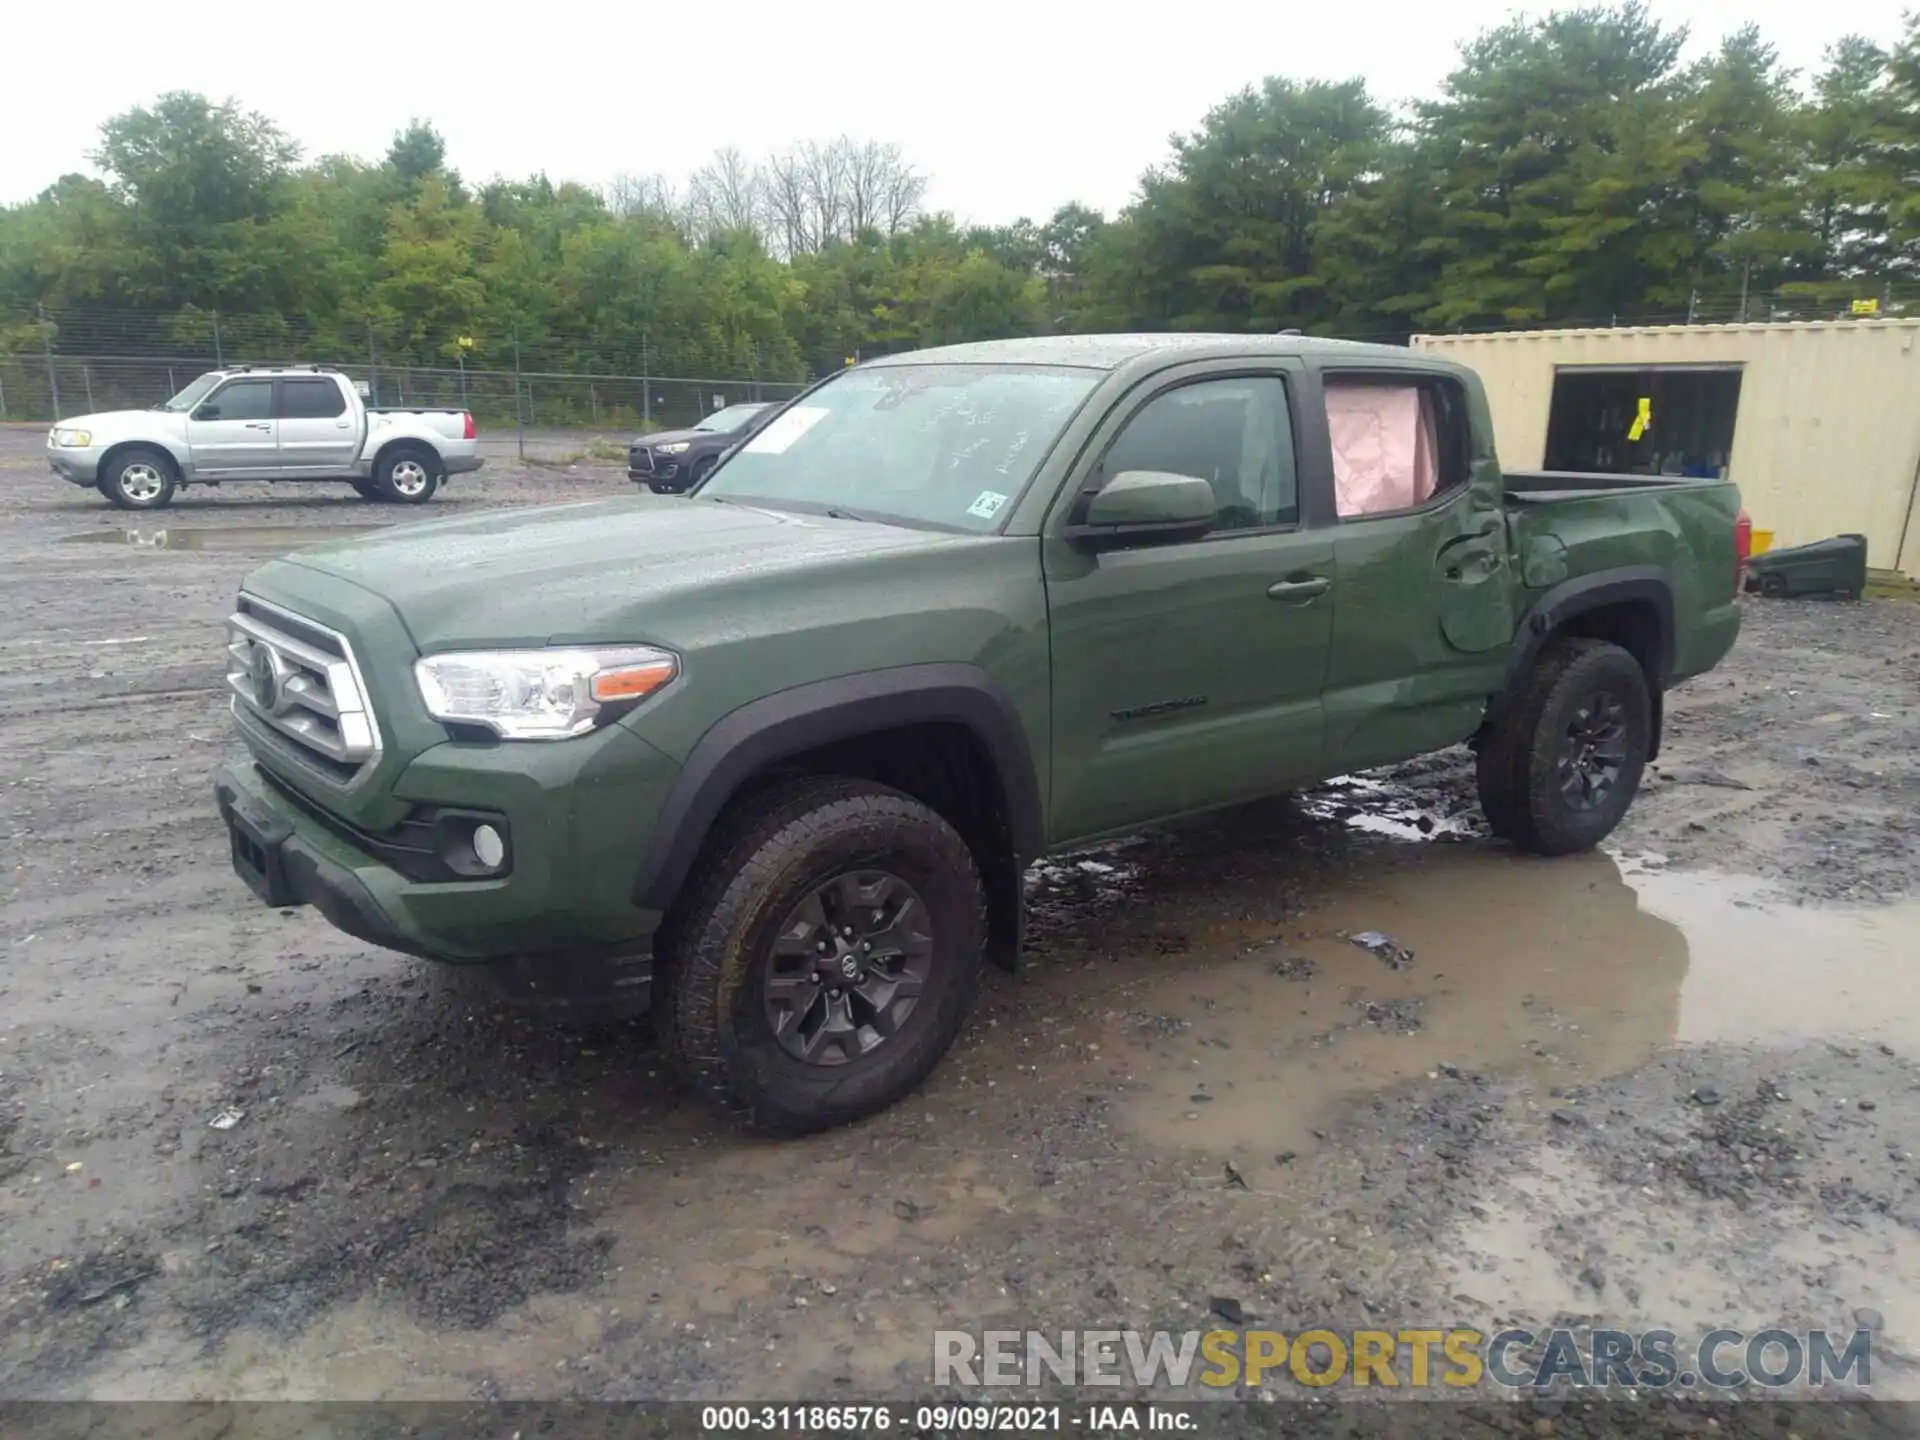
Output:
[{"xmin": 933, "ymin": 1327, "xmax": 1874, "ymax": 1391}]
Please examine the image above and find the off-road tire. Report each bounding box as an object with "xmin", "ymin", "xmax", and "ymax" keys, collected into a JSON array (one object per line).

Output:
[
  {"xmin": 1476, "ymin": 637, "xmax": 1652, "ymax": 857},
  {"xmin": 374, "ymin": 444, "xmax": 441, "ymax": 504},
  {"xmin": 659, "ymin": 777, "xmax": 985, "ymax": 1135},
  {"xmin": 100, "ymin": 447, "xmax": 178, "ymax": 510}
]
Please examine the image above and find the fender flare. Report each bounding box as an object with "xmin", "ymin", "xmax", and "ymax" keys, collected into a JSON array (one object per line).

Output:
[
  {"xmin": 1498, "ymin": 565, "xmax": 1675, "ymax": 760},
  {"xmin": 632, "ymin": 663, "xmax": 1044, "ymax": 913}
]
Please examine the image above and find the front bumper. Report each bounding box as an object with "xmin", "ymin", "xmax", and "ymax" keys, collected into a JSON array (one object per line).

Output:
[
  {"xmin": 628, "ymin": 447, "xmax": 686, "ymax": 486},
  {"xmin": 48, "ymin": 448, "xmax": 103, "ymax": 485},
  {"xmin": 214, "ymin": 734, "xmax": 670, "ymax": 988}
]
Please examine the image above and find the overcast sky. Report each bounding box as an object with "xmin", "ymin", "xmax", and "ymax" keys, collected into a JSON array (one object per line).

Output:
[{"xmin": 5, "ymin": 0, "xmax": 1911, "ymax": 225}]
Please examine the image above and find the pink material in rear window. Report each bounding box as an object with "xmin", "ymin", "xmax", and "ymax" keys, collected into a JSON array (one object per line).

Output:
[{"xmin": 1325, "ymin": 382, "xmax": 1438, "ymax": 517}]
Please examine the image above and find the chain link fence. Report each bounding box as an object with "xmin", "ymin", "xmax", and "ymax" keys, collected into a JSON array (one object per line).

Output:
[
  {"xmin": 0, "ymin": 309, "xmax": 818, "ymax": 459},
  {"xmin": 5, "ymin": 284, "xmax": 1914, "ymax": 437}
]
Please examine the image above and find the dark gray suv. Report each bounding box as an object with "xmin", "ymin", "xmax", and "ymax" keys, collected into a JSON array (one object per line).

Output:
[{"xmin": 628, "ymin": 402, "xmax": 780, "ymax": 494}]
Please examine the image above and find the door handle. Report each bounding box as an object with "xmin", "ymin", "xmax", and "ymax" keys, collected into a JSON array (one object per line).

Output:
[
  {"xmin": 1267, "ymin": 575, "xmax": 1330, "ymax": 601},
  {"xmin": 244, "ymin": 422, "xmax": 271, "ymax": 431}
]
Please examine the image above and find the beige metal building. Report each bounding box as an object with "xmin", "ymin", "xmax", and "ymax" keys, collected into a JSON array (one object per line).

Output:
[{"xmin": 1411, "ymin": 319, "xmax": 1920, "ymax": 578}]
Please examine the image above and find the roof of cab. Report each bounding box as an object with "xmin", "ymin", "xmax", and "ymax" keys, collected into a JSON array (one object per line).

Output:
[{"xmin": 863, "ymin": 333, "xmax": 1420, "ymax": 370}]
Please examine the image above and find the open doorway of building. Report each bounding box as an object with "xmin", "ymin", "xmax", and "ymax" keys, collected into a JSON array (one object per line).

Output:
[{"xmin": 1544, "ymin": 365, "xmax": 1743, "ymax": 478}]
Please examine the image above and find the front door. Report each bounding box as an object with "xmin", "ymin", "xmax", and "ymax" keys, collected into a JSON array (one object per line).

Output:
[
  {"xmin": 1044, "ymin": 367, "xmax": 1335, "ymax": 844},
  {"xmin": 186, "ymin": 378, "xmax": 279, "ymax": 476},
  {"xmin": 274, "ymin": 376, "xmax": 359, "ymax": 473}
]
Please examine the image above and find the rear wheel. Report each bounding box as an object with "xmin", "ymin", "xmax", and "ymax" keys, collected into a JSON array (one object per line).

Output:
[
  {"xmin": 375, "ymin": 445, "xmax": 441, "ymax": 504},
  {"xmin": 1476, "ymin": 637, "xmax": 1652, "ymax": 856},
  {"xmin": 660, "ymin": 777, "xmax": 985, "ymax": 1134},
  {"xmin": 100, "ymin": 448, "xmax": 177, "ymax": 511}
]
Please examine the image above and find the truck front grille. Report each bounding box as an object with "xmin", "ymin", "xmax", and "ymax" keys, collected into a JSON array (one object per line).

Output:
[{"xmin": 226, "ymin": 595, "xmax": 380, "ymax": 785}]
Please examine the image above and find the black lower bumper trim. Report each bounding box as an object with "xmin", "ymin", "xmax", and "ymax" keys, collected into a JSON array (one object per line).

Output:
[
  {"xmin": 216, "ymin": 764, "xmax": 426, "ymax": 957},
  {"xmin": 213, "ymin": 762, "xmax": 656, "ymax": 1005}
]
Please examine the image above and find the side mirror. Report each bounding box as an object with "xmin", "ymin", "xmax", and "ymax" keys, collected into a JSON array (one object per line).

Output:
[
  {"xmin": 193, "ymin": 404, "xmax": 220, "ymax": 421},
  {"xmin": 1065, "ymin": 470, "xmax": 1216, "ymax": 551}
]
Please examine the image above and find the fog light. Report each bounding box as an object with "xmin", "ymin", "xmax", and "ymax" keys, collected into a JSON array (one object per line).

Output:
[{"xmin": 471, "ymin": 823, "xmax": 506, "ymax": 871}]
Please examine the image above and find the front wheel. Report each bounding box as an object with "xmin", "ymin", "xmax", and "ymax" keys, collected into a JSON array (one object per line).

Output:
[
  {"xmin": 1476, "ymin": 637, "xmax": 1652, "ymax": 857},
  {"xmin": 100, "ymin": 448, "xmax": 177, "ymax": 510},
  {"xmin": 375, "ymin": 446, "xmax": 441, "ymax": 504},
  {"xmin": 661, "ymin": 778, "xmax": 985, "ymax": 1134},
  {"xmin": 351, "ymin": 479, "xmax": 385, "ymax": 502}
]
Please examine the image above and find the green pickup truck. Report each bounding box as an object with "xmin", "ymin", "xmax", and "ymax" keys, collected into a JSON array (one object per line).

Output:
[{"xmin": 214, "ymin": 334, "xmax": 1747, "ymax": 1133}]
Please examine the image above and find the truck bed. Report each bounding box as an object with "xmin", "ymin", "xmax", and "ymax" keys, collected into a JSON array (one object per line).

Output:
[{"xmin": 1502, "ymin": 468, "xmax": 1743, "ymax": 686}]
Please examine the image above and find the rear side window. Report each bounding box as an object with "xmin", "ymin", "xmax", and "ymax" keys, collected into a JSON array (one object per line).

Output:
[
  {"xmin": 278, "ymin": 378, "xmax": 347, "ymax": 420},
  {"xmin": 204, "ymin": 380, "xmax": 274, "ymax": 422},
  {"xmin": 1324, "ymin": 375, "xmax": 1470, "ymax": 519}
]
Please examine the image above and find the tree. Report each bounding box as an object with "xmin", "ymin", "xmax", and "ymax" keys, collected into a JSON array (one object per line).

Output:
[
  {"xmin": 684, "ymin": 147, "xmax": 765, "ymax": 242},
  {"xmin": 1884, "ymin": 15, "xmax": 1920, "ymax": 271},
  {"xmin": 90, "ymin": 92, "xmax": 304, "ymax": 310},
  {"xmin": 924, "ymin": 250, "xmax": 1045, "ymax": 345},
  {"xmin": 1413, "ymin": 3, "xmax": 1691, "ymax": 326},
  {"xmin": 1120, "ymin": 77, "xmax": 1390, "ymax": 331},
  {"xmin": 1796, "ymin": 37, "xmax": 1898, "ymax": 281}
]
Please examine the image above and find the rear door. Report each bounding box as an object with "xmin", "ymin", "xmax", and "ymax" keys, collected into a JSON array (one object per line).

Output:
[
  {"xmin": 185, "ymin": 378, "xmax": 279, "ymax": 476},
  {"xmin": 1313, "ymin": 366, "xmax": 1517, "ymax": 772},
  {"xmin": 1043, "ymin": 361, "xmax": 1335, "ymax": 843},
  {"xmin": 275, "ymin": 377, "xmax": 360, "ymax": 473}
]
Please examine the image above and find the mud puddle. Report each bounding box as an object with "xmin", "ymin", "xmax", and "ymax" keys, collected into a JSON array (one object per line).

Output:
[
  {"xmin": 59, "ymin": 524, "xmax": 385, "ymax": 551},
  {"xmin": 1100, "ymin": 847, "xmax": 1920, "ymax": 1172}
]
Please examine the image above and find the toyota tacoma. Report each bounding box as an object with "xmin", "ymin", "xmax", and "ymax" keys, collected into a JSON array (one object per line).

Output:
[{"xmin": 213, "ymin": 334, "xmax": 1747, "ymax": 1134}]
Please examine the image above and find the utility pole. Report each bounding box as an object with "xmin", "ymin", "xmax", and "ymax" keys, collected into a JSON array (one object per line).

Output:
[
  {"xmin": 38, "ymin": 305, "xmax": 60, "ymax": 421},
  {"xmin": 513, "ymin": 324, "xmax": 525, "ymax": 461}
]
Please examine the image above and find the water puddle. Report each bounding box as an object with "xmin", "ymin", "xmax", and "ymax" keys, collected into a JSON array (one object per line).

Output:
[
  {"xmin": 1106, "ymin": 846, "xmax": 1920, "ymax": 1167},
  {"xmin": 1301, "ymin": 772, "xmax": 1479, "ymax": 841},
  {"xmin": 60, "ymin": 524, "xmax": 385, "ymax": 552}
]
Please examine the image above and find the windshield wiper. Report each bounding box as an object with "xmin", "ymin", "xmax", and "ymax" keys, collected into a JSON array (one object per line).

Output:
[{"xmin": 825, "ymin": 506, "xmax": 877, "ymax": 523}]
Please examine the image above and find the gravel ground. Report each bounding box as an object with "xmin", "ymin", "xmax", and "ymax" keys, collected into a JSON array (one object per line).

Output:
[{"xmin": 1, "ymin": 425, "xmax": 1918, "ymax": 1427}]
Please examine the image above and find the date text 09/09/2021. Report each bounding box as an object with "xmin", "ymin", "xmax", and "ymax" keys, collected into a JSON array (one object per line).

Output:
[{"xmin": 700, "ymin": 1406, "xmax": 1185, "ymax": 1432}]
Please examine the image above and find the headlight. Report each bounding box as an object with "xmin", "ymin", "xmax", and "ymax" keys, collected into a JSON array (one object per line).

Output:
[
  {"xmin": 51, "ymin": 428, "xmax": 93, "ymax": 447},
  {"xmin": 414, "ymin": 646, "xmax": 678, "ymax": 739},
  {"xmin": 655, "ymin": 441, "xmax": 691, "ymax": 455}
]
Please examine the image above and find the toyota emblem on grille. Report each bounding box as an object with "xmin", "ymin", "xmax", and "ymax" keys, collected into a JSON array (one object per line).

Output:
[{"xmin": 247, "ymin": 643, "xmax": 281, "ymax": 712}]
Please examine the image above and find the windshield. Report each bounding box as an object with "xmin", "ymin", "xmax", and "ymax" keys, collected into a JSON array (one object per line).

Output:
[
  {"xmin": 700, "ymin": 363, "xmax": 1101, "ymax": 532},
  {"xmin": 694, "ymin": 404, "xmax": 768, "ymax": 434},
  {"xmin": 156, "ymin": 373, "xmax": 223, "ymax": 412}
]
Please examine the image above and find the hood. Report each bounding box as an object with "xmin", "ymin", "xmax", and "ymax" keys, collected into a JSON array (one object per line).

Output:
[
  {"xmin": 278, "ymin": 496, "xmax": 979, "ymax": 649},
  {"xmin": 631, "ymin": 426, "xmax": 718, "ymax": 448},
  {"xmin": 59, "ymin": 409, "xmax": 185, "ymax": 433}
]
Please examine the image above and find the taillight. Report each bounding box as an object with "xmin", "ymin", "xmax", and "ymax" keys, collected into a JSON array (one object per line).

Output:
[
  {"xmin": 462, "ymin": 412, "xmax": 476, "ymax": 441},
  {"xmin": 1734, "ymin": 507, "xmax": 1752, "ymax": 591}
]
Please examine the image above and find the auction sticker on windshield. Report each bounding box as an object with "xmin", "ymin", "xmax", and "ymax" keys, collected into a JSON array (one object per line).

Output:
[
  {"xmin": 744, "ymin": 407, "xmax": 829, "ymax": 455},
  {"xmin": 967, "ymin": 490, "xmax": 1010, "ymax": 520}
]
